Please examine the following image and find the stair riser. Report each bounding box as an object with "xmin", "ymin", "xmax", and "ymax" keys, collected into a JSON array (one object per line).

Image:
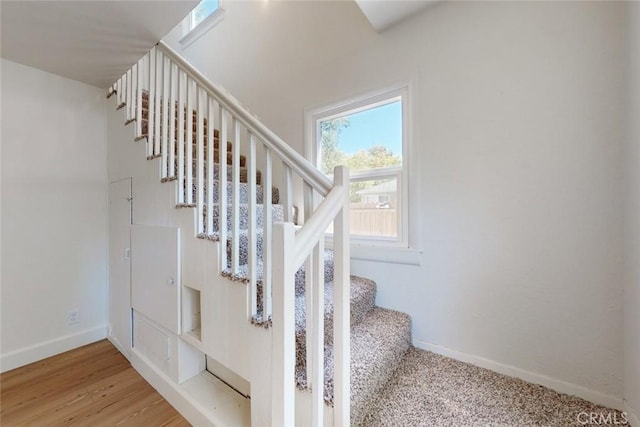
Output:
[
  {"xmin": 142, "ymin": 103, "xmax": 218, "ymax": 131},
  {"xmin": 294, "ymin": 275, "xmax": 377, "ymax": 349},
  {"xmin": 191, "ymin": 181, "xmax": 279, "ymax": 205},
  {"xmin": 225, "ymin": 232, "xmax": 266, "ymax": 268},
  {"xmin": 294, "ymin": 308, "xmax": 411, "ymax": 424},
  {"xmin": 204, "ymin": 164, "xmax": 261, "ymax": 186},
  {"xmin": 141, "ymin": 119, "xmax": 228, "ymax": 147},
  {"xmin": 168, "ymin": 164, "xmax": 261, "ymax": 186},
  {"xmin": 213, "ymin": 164, "xmax": 261, "ymax": 186},
  {"xmin": 350, "ymin": 310, "xmax": 412, "ymax": 427},
  {"xmin": 207, "ymin": 204, "xmax": 284, "ymax": 235},
  {"xmin": 140, "ymin": 128, "xmax": 246, "ymax": 167},
  {"xmin": 141, "ymin": 115, "xmax": 212, "ymax": 135},
  {"xmin": 190, "ymin": 147, "xmax": 246, "ymax": 168}
]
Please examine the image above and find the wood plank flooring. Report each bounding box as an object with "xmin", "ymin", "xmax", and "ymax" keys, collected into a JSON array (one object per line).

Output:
[{"xmin": 0, "ymin": 339, "xmax": 190, "ymax": 426}]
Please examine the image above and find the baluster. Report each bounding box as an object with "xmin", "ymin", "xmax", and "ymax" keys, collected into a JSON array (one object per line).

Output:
[
  {"xmin": 124, "ymin": 72, "xmax": 128, "ymax": 110},
  {"xmin": 271, "ymin": 222, "xmax": 296, "ymax": 427},
  {"xmin": 126, "ymin": 68, "xmax": 133, "ymax": 121},
  {"xmin": 186, "ymin": 78, "xmax": 194, "ymax": 205},
  {"xmin": 131, "ymin": 64, "xmax": 137, "ymax": 121},
  {"xmin": 136, "ymin": 58, "xmax": 143, "ymax": 138},
  {"xmin": 161, "ymin": 57, "xmax": 170, "ymax": 178},
  {"xmin": 248, "ymin": 132, "xmax": 258, "ymax": 318},
  {"xmin": 116, "ymin": 77, "xmax": 122, "ymax": 107},
  {"xmin": 147, "ymin": 48, "xmax": 156, "ymax": 157},
  {"xmin": 231, "ymin": 118, "xmax": 241, "ymax": 275},
  {"xmin": 263, "ymin": 147, "xmax": 273, "ymax": 318},
  {"xmin": 168, "ymin": 62, "xmax": 177, "ymax": 178},
  {"xmin": 196, "ymin": 88, "xmax": 205, "ymax": 234},
  {"xmin": 206, "ymin": 99, "xmax": 216, "ymax": 235},
  {"xmin": 312, "ymin": 239, "xmax": 325, "ymax": 427},
  {"xmin": 177, "ymin": 70, "xmax": 185, "ymax": 204},
  {"xmin": 332, "ymin": 166, "xmax": 351, "ymax": 426},
  {"xmin": 303, "ymin": 182, "xmax": 314, "ymax": 385},
  {"xmin": 154, "ymin": 50, "xmax": 163, "ymax": 157},
  {"xmin": 282, "ymin": 164, "xmax": 293, "ymax": 222},
  {"xmin": 219, "ymin": 108, "xmax": 228, "ymax": 269},
  {"xmin": 131, "ymin": 68, "xmax": 135, "ymax": 120}
]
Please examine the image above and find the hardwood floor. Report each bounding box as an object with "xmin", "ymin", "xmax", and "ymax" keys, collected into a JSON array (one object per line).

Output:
[{"xmin": 0, "ymin": 340, "xmax": 190, "ymax": 426}]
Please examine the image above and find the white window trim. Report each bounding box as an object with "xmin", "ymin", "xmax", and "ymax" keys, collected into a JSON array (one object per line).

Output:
[
  {"xmin": 304, "ymin": 83, "xmax": 416, "ymax": 258},
  {"xmin": 179, "ymin": 2, "xmax": 225, "ymax": 49}
]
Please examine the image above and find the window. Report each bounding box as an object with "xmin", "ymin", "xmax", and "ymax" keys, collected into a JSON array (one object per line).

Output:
[
  {"xmin": 179, "ymin": 0, "xmax": 224, "ymax": 48},
  {"xmin": 190, "ymin": 0, "xmax": 219, "ymax": 28},
  {"xmin": 306, "ymin": 85, "xmax": 410, "ymax": 247}
]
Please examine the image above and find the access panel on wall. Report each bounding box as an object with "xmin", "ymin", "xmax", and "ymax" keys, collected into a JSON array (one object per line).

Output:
[{"xmin": 131, "ymin": 225, "xmax": 181, "ymax": 334}]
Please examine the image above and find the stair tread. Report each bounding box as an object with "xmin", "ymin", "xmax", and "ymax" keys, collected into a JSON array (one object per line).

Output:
[
  {"xmin": 166, "ymin": 163, "xmax": 262, "ymax": 185},
  {"xmin": 220, "ymin": 247, "xmax": 330, "ymax": 299},
  {"xmin": 294, "ymin": 275, "xmax": 376, "ymax": 340},
  {"xmin": 295, "ymin": 306, "xmax": 411, "ymax": 422},
  {"xmin": 349, "ymin": 307, "xmax": 411, "ymax": 426},
  {"xmin": 206, "ymin": 204, "xmax": 284, "ymax": 235},
  {"xmin": 190, "ymin": 180, "xmax": 280, "ymax": 205},
  {"xmin": 293, "ymin": 275, "xmax": 377, "ymax": 384}
]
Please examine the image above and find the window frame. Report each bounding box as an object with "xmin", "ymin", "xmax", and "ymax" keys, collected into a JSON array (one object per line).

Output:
[
  {"xmin": 304, "ymin": 84, "xmax": 411, "ymax": 249},
  {"xmin": 179, "ymin": 0, "xmax": 225, "ymax": 49}
]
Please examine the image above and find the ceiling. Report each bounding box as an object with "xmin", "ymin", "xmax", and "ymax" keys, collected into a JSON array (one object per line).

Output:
[
  {"xmin": 355, "ymin": 0, "xmax": 440, "ymax": 32},
  {"xmin": 0, "ymin": 1, "xmax": 199, "ymax": 88}
]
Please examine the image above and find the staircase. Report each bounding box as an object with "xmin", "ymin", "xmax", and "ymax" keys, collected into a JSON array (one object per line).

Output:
[{"xmin": 108, "ymin": 42, "xmax": 414, "ymax": 426}]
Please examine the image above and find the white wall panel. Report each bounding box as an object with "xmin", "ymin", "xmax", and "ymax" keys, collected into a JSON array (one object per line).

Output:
[{"xmin": 131, "ymin": 225, "xmax": 181, "ymax": 335}]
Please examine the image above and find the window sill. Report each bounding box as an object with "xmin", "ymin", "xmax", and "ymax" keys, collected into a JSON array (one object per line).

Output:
[
  {"xmin": 179, "ymin": 8, "xmax": 225, "ymax": 49},
  {"xmin": 323, "ymin": 237, "xmax": 422, "ymax": 266},
  {"xmin": 350, "ymin": 244, "xmax": 422, "ymax": 266}
]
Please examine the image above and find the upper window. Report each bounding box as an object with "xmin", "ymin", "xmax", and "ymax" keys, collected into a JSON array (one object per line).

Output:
[
  {"xmin": 306, "ymin": 85, "xmax": 409, "ymax": 247},
  {"xmin": 190, "ymin": 0, "xmax": 219, "ymax": 29},
  {"xmin": 179, "ymin": 0, "xmax": 224, "ymax": 48}
]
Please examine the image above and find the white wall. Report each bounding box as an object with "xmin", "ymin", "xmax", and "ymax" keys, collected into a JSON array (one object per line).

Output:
[
  {"xmin": 1, "ymin": 59, "xmax": 108, "ymax": 372},
  {"xmin": 625, "ymin": 2, "xmax": 640, "ymax": 422},
  {"xmin": 165, "ymin": 1, "xmax": 627, "ymax": 406}
]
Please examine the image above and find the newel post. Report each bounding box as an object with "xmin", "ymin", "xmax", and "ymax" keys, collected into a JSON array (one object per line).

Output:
[
  {"xmin": 333, "ymin": 165, "xmax": 351, "ymax": 426},
  {"xmin": 272, "ymin": 222, "xmax": 297, "ymax": 426}
]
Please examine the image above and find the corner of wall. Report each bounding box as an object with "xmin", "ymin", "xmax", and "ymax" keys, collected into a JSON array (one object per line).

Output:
[{"xmin": 624, "ymin": 0, "xmax": 640, "ymax": 421}]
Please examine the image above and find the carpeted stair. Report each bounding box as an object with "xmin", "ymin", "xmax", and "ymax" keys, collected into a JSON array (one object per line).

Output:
[{"xmin": 112, "ymin": 89, "xmax": 415, "ymax": 426}]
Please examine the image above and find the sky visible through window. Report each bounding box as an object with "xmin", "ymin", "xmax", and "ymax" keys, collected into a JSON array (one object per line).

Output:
[
  {"xmin": 192, "ymin": 0, "xmax": 219, "ymax": 27},
  {"xmin": 337, "ymin": 101, "xmax": 402, "ymax": 157}
]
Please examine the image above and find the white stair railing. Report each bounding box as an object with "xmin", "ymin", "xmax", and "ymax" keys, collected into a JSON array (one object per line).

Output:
[{"xmin": 109, "ymin": 41, "xmax": 351, "ymax": 426}]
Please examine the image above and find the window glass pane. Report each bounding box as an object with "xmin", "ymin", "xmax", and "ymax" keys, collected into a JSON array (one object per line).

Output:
[
  {"xmin": 350, "ymin": 177, "xmax": 399, "ymax": 238},
  {"xmin": 319, "ymin": 100, "xmax": 402, "ymax": 175},
  {"xmin": 192, "ymin": 0, "xmax": 219, "ymax": 28}
]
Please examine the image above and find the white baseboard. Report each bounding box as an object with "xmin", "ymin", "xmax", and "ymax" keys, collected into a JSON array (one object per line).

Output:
[
  {"xmin": 623, "ymin": 401, "xmax": 639, "ymax": 427},
  {"xmin": 130, "ymin": 348, "xmax": 251, "ymax": 427},
  {"xmin": 0, "ymin": 325, "xmax": 107, "ymax": 373},
  {"xmin": 107, "ymin": 335, "xmax": 132, "ymax": 363},
  {"xmin": 131, "ymin": 348, "xmax": 217, "ymax": 427},
  {"xmin": 413, "ymin": 339, "xmax": 624, "ymax": 411}
]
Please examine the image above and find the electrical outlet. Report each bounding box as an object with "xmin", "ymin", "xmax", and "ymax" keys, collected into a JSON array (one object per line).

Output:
[{"xmin": 67, "ymin": 309, "xmax": 80, "ymax": 325}]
